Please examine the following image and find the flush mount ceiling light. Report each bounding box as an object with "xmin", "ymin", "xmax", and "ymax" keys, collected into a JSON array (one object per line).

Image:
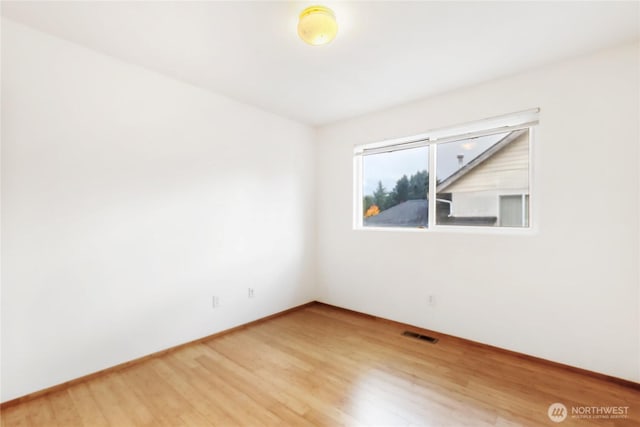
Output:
[{"xmin": 297, "ymin": 5, "xmax": 338, "ymax": 46}]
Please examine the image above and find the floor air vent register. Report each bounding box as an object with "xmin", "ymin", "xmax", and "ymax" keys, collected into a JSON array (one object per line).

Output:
[{"xmin": 402, "ymin": 331, "xmax": 439, "ymax": 344}]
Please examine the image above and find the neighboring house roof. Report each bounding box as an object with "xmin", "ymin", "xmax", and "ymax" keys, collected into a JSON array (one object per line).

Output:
[
  {"xmin": 436, "ymin": 129, "xmax": 527, "ymax": 193},
  {"xmin": 364, "ymin": 199, "xmax": 427, "ymax": 227},
  {"xmin": 364, "ymin": 199, "xmax": 488, "ymax": 227}
]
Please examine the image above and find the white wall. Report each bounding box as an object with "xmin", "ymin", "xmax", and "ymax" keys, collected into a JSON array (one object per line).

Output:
[
  {"xmin": 316, "ymin": 42, "xmax": 640, "ymax": 381},
  {"xmin": 1, "ymin": 19, "xmax": 316, "ymax": 402}
]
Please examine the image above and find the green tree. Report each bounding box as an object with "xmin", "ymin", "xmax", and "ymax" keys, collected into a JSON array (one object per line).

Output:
[
  {"xmin": 408, "ymin": 170, "xmax": 428, "ymax": 200},
  {"xmin": 372, "ymin": 181, "xmax": 388, "ymax": 210},
  {"xmin": 392, "ymin": 175, "xmax": 410, "ymax": 204},
  {"xmin": 387, "ymin": 190, "xmax": 397, "ymax": 209}
]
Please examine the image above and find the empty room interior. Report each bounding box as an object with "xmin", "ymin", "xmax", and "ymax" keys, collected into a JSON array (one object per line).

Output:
[{"xmin": 1, "ymin": 1, "xmax": 639, "ymax": 426}]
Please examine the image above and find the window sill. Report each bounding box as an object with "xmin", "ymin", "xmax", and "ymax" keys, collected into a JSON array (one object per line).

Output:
[{"xmin": 353, "ymin": 225, "xmax": 538, "ymax": 236}]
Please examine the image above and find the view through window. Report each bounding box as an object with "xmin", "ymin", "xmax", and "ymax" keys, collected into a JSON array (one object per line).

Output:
[
  {"xmin": 362, "ymin": 146, "xmax": 429, "ymax": 228},
  {"xmin": 435, "ymin": 129, "xmax": 530, "ymax": 227},
  {"xmin": 355, "ymin": 112, "xmax": 536, "ymax": 230}
]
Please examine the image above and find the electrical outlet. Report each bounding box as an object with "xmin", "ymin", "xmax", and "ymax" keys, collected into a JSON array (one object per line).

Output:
[
  {"xmin": 248, "ymin": 288, "xmax": 255, "ymax": 298},
  {"xmin": 212, "ymin": 296, "xmax": 219, "ymax": 308}
]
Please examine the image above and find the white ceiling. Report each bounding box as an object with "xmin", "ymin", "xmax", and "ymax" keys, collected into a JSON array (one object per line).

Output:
[{"xmin": 2, "ymin": 1, "xmax": 639, "ymax": 126}]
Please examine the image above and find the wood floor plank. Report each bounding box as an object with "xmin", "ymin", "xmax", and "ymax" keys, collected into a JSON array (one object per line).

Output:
[
  {"xmin": 200, "ymin": 345, "xmax": 307, "ymax": 423},
  {"xmin": 153, "ymin": 352, "xmax": 241, "ymax": 426},
  {"xmin": 86, "ymin": 375, "xmax": 140, "ymax": 427},
  {"xmin": 2, "ymin": 303, "xmax": 639, "ymax": 426},
  {"xmin": 193, "ymin": 346, "xmax": 313, "ymax": 420},
  {"xmin": 202, "ymin": 335, "xmax": 365, "ymax": 425},
  {"xmin": 65, "ymin": 383, "xmax": 109, "ymax": 427},
  {"xmin": 103, "ymin": 371, "xmax": 156, "ymax": 426},
  {"xmin": 46, "ymin": 390, "xmax": 82, "ymax": 426},
  {"xmin": 24, "ymin": 396, "xmax": 58, "ymax": 427},
  {"xmin": 172, "ymin": 346, "xmax": 284, "ymax": 426},
  {"xmin": 0, "ymin": 403, "xmax": 33, "ymax": 427},
  {"xmin": 119, "ymin": 361, "xmax": 197, "ymax": 427}
]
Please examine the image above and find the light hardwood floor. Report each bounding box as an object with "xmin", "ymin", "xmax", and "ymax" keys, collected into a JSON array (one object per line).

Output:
[{"xmin": 1, "ymin": 303, "xmax": 638, "ymax": 426}]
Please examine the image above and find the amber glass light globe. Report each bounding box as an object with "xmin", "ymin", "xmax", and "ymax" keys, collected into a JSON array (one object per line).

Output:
[{"xmin": 297, "ymin": 6, "xmax": 338, "ymax": 46}]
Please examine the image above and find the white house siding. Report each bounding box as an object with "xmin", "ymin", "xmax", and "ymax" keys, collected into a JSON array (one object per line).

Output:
[
  {"xmin": 446, "ymin": 189, "xmax": 529, "ymax": 218},
  {"xmin": 438, "ymin": 131, "xmax": 529, "ymax": 218}
]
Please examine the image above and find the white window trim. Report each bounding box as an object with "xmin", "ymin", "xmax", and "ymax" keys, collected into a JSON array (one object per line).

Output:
[{"xmin": 353, "ymin": 109, "xmax": 539, "ymax": 234}]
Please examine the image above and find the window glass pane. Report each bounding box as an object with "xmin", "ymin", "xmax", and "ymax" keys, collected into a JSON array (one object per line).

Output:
[
  {"xmin": 362, "ymin": 146, "xmax": 429, "ymax": 228},
  {"xmin": 435, "ymin": 129, "xmax": 530, "ymax": 227}
]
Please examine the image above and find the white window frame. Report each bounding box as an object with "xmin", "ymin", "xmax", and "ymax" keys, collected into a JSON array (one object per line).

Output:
[{"xmin": 353, "ymin": 109, "xmax": 539, "ymax": 234}]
